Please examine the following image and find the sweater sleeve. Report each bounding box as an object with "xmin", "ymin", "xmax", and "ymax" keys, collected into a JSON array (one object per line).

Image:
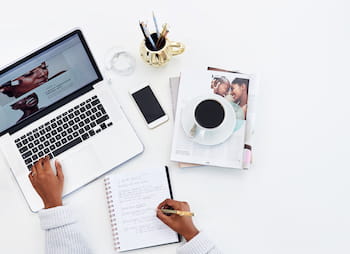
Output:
[
  {"xmin": 177, "ymin": 232, "xmax": 223, "ymax": 254},
  {"xmin": 38, "ymin": 205, "xmax": 92, "ymax": 254}
]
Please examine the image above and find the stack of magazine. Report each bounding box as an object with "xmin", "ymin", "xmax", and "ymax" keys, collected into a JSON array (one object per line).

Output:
[{"xmin": 170, "ymin": 67, "xmax": 258, "ymax": 169}]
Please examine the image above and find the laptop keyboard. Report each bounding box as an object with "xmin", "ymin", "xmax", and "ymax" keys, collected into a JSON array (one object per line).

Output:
[{"xmin": 14, "ymin": 95, "xmax": 113, "ymax": 170}]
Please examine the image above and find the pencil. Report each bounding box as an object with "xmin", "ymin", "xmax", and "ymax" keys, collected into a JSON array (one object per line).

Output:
[{"xmin": 161, "ymin": 209, "xmax": 195, "ymax": 217}]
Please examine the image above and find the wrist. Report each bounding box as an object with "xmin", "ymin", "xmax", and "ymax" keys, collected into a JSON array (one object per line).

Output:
[
  {"xmin": 44, "ymin": 199, "xmax": 63, "ymax": 209},
  {"xmin": 182, "ymin": 228, "xmax": 199, "ymax": 241}
]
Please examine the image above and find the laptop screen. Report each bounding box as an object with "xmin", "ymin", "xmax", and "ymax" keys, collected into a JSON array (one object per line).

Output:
[{"xmin": 0, "ymin": 31, "xmax": 101, "ymax": 135}]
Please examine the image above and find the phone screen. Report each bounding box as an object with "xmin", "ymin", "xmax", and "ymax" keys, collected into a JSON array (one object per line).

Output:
[{"xmin": 131, "ymin": 86, "xmax": 166, "ymax": 124}]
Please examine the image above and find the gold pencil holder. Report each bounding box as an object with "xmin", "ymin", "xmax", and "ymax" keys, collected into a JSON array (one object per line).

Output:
[{"xmin": 140, "ymin": 33, "xmax": 185, "ymax": 67}]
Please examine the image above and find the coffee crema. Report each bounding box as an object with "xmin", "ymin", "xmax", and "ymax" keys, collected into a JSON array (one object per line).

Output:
[{"xmin": 194, "ymin": 99, "xmax": 225, "ymax": 129}]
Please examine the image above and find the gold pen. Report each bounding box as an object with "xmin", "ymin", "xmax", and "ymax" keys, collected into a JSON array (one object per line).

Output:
[
  {"xmin": 156, "ymin": 23, "xmax": 168, "ymax": 48},
  {"xmin": 160, "ymin": 23, "xmax": 168, "ymax": 37},
  {"xmin": 162, "ymin": 30, "xmax": 169, "ymax": 39},
  {"xmin": 161, "ymin": 208, "xmax": 194, "ymax": 217}
]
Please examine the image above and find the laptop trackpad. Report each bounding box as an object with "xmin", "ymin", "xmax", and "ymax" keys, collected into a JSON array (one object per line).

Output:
[{"xmin": 59, "ymin": 145, "xmax": 100, "ymax": 194}]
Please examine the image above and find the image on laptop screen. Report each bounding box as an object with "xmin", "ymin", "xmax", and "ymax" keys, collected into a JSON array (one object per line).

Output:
[{"xmin": 0, "ymin": 33, "xmax": 99, "ymax": 133}]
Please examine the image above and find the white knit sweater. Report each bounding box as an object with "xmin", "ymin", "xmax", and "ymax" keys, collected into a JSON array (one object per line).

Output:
[{"xmin": 38, "ymin": 206, "xmax": 222, "ymax": 254}]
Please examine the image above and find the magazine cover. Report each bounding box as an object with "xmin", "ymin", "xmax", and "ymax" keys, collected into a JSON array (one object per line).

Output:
[{"xmin": 170, "ymin": 68, "xmax": 256, "ymax": 169}]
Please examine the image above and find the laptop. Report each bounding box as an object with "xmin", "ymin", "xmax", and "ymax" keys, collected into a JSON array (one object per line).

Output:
[{"xmin": 0, "ymin": 29, "xmax": 144, "ymax": 212}]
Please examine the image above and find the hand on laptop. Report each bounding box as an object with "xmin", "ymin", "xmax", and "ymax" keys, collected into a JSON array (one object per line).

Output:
[
  {"xmin": 157, "ymin": 199, "xmax": 199, "ymax": 241},
  {"xmin": 28, "ymin": 156, "xmax": 64, "ymax": 209}
]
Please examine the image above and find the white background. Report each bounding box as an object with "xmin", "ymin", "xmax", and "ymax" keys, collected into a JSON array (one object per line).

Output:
[{"xmin": 0, "ymin": 0, "xmax": 349, "ymax": 253}]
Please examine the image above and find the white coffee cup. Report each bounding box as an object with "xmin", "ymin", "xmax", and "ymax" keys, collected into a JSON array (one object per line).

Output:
[
  {"xmin": 189, "ymin": 97, "xmax": 228, "ymax": 138},
  {"xmin": 182, "ymin": 94, "xmax": 236, "ymax": 145}
]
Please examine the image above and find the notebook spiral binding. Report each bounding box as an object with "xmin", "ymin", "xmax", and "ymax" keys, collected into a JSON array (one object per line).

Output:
[{"xmin": 104, "ymin": 177, "xmax": 121, "ymax": 251}]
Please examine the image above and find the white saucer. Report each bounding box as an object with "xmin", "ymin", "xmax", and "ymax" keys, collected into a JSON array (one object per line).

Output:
[{"xmin": 181, "ymin": 94, "xmax": 236, "ymax": 146}]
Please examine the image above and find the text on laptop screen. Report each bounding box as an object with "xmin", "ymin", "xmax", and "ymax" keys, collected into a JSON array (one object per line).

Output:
[{"xmin": 0, "ymin": 34, "xmax": 99, "ymax": 133}]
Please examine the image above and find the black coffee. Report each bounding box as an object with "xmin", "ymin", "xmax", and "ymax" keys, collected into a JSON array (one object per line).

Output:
[{"xmin": 194, "ymin": 100, "xmax": 225, "ymax": 129}]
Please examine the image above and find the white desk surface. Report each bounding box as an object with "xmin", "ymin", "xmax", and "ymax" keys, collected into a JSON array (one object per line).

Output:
[{"xmin": 0, "ymin": 0, "xmax": 349, "ymax": 253}]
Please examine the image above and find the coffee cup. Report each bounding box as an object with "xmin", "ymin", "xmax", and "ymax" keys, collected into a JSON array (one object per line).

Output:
[{"xmin": 189, "ymin": 98, "xmax": 226, "ymax": 137}]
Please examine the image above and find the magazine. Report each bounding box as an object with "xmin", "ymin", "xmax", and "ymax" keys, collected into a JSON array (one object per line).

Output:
[{"xmin": 170, "ymin": 68, "xmax": 257, "ymax": 169}]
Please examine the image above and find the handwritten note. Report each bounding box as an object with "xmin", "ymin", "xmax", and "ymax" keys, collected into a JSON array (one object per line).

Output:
[{"xmin": 107, "ymin": 167, "xmax": 179, "ymax": 251}]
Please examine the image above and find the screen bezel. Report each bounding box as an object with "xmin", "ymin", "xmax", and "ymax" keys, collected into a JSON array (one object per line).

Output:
[
  {"xmin": 0, "ymin": 29, "xmax": 103, "ymax": 136},
  {"xmin": 130, "ymin": 83, "xmax": 168, "ymax": 128}
]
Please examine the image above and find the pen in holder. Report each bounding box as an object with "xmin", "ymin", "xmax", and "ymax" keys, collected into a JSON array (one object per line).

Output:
[{"xmin": 140, "ymin": 33, "xmax": 185, "ymax": 67}]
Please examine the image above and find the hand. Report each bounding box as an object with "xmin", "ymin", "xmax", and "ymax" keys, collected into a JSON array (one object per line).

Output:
[
  {"xmin": 28, "ymin": 156, "xmax": 64, "ymax": 209},
  {"xmin": 211, "ymin": 79, "xmax": 217, "ymax": 88},
  {"xmin": 157, "ymin": 199, "xmax": 199, "ymax": 241},
  {"xmin": 213, "ymin": 82, "xmax": 221, "ymax": 93}
]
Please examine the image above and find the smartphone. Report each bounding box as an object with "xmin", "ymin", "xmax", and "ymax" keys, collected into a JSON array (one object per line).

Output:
[{"xmin": 129, "ymin": 82, "xmax": 168, "ymax": 128}]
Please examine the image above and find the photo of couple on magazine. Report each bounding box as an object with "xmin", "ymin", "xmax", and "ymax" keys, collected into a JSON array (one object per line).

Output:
[{"xmin": 210, "ymin": 75, "xmax": 249, "ymax": 121}]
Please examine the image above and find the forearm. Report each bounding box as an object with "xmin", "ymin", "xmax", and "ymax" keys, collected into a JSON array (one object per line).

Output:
[
  {"xmin": 39, "ymin": 205, "xmax": 92, "ymax": 254},
  {"xmin": 177, "ymin": 231, "xmax": 223, "ymax": 254}
]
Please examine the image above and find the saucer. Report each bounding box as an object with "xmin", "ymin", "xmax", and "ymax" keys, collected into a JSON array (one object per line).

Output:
[{"xmin": 181, "ymin": 94, "xmax": 236, "ymax": 145}]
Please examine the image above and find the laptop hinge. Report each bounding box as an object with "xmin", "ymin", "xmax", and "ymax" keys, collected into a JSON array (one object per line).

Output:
[{"xmin": 93, "ymin": 81, "xmax": 104, "ymax": 89}]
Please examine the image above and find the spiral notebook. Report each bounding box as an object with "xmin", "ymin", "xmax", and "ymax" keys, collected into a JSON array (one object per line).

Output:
[{"xmin": 104, "ymin": 166, "xmax": 180, "ymax": 252}]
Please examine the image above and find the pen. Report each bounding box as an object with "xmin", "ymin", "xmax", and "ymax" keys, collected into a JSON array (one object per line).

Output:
[
  {"xmin": 162, "ymin": 30, "xmax": 169, "ymax": 40},
  {"xmin": 139, "ymin": 21, "xmax": 148, "ymax": 41},
  {"xmin": 156, "ymin": 30, "xmax": 168, "ymax": 49},
  {"xmin": 142, "ymin": 22, "xmax": 157, "ymax": 50},
  {"xmin": 152, "ymin": 11, "xmax": 160, "ymax": 38},
  {"xmin": 161, "ymin": 208, "xmax": 195, "ymax": 217},
  {"xmin": 156, "ymin": 24, "xmax": 169, "ymax": 49},
  {"xmin": 156, "ymin": 23, "xmax": 168, "ymax": 48}
]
